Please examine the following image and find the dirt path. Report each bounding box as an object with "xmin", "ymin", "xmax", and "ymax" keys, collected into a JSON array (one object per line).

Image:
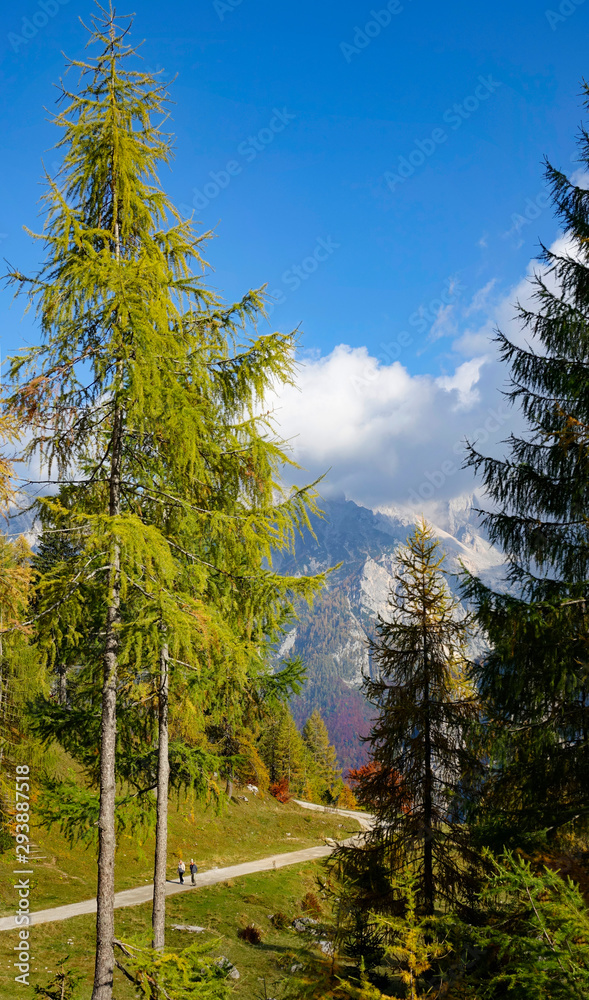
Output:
[
  {"xmin": 292, "ymin": 800, "xmax": 375, "ymax": 830},
  {"xmin": 0, "ymin": 805, "xmax": 374, "ymax": 932}
]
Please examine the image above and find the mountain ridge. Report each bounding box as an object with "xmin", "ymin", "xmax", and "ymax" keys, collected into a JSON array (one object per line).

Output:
[{"xmin": 274, "ymin": 493, "xmax": 506, "ymax": 771}]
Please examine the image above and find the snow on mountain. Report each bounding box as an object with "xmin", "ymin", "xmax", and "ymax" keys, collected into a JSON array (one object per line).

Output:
[{"xmin": 274, "ymin": 494, "xmax": 506, "ymax": 771}]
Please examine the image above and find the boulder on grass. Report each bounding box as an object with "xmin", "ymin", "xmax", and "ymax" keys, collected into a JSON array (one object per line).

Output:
[{"xmin": 214, "ymin": 956, "xmax": 240, "ymax": 980}]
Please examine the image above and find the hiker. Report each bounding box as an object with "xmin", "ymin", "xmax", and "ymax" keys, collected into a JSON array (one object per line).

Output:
[
  {"xmin": 178, "ymin": 859, "xmax": 186, "ymax": 884},
  {"xmin": 190, "ymin": 858, "xmax": 198, "ymax": 884}
]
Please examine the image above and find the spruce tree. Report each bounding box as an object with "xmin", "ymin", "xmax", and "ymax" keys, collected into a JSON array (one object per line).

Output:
[
  {"xmin": 461, "ymin": 89, "xmax": 589, "ymax": 841},
  {"xmin": 335, "ymin": 522, "xmax": 480, "ymax": 930},
  {"xmin": 7, "ymin": 7, "xmax": 323, "ymax": 994}
]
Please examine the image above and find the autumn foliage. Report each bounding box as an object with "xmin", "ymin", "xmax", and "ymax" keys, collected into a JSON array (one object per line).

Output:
[
  {"xmin": 269, "ymin": 776, "xmax": 292, "ymax": 803},
  {"xmin": 347, "ymin": 760, "xmax": 411, "ymax": 814}
]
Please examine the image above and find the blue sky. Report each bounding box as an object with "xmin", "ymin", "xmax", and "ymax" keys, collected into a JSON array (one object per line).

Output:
[{"xmin": 1, "ymin": 0, "xmax": 588, "ymax": 511}]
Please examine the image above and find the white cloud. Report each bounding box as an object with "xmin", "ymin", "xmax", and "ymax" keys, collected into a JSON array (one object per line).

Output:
[
  {"xmin": 571, "ymin": 168, "xmax": 589, "ymax": 190},
  {"xmin": 271, "ymin": 235, "xmax": 574, "ymax": 511},
  {"xmin": 465, "ymin": 279, "xmax": 496, "ymax": 316},
  {"xmin": 436, "ymin": 356, "xmax": 488, "ymax": 410},
  {"xmin": 428, "ymin": 302, "xmax": 457, "ymax": 342},
  {"xmin": 271, "ymin": 343, "xmax": 512, "ymax": 509}
]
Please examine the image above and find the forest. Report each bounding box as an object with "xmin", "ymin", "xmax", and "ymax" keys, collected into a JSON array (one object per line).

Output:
[{"xmin": 2, "ymin": 5, "xmax": 589, "ymax": 999}]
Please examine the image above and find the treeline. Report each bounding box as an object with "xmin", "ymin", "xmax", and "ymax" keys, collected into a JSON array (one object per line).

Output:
[
  {"xmin": 288, "ymin": 587, "xmax": 374, "ymax": 772},
  {"xmin": 258, "ymin": 705, "xmax": 355, "ymax": 807}
]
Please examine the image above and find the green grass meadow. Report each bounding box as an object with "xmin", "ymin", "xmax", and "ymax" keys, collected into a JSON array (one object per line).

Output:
[{"xmin": 0, "ymin": 795, "xmax": 361, "ymax": 998}]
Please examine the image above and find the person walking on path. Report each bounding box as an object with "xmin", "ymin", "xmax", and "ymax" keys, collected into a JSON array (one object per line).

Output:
[
  {"xmin": 189, "ymin": 859, "xmax": 198, "ymax": 884},
  {"xmin": 178, "ymin": 859, "xmax": 186, "ymax": 884}
]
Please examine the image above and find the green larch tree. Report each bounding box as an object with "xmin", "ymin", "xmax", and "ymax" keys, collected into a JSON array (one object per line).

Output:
[
  {"xmin": 302, "ymin": 708, "xmax": 341, "ymax": 802},
  {"xmin": 7, "ymin": 6, "xmax": 323, "ymax": 995}
]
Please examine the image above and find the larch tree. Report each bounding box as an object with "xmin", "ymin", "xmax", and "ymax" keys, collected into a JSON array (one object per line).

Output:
[
  {"xmin": 461, "ymin": 87, "xmax": 589, "ymax": 844},
  {"xmin": 0, "ymin": 404, "xmax": 47, "ymax": 855},
  {"xmin": 7, "ymin": 6, "xmax": 323, "ymax": 995},
  {"xmin": 258, "ymin": 704, "xmax": 309, "ymax": 795},
  {"xmin": 333, "ymin": 520, "xmax": 480, "ymax": 946},
  {"xmin": 302, "ymin": 708, "xmax": 341, "ymax": 802}
]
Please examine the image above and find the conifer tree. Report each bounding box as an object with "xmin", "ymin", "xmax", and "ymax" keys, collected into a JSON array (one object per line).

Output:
[
  {"xmin": 302, "ymin": 708, "xmax": 341, "ymax": 802},
  {"xmin": 0, "ymin": 535, "xmax": 35, "ymax": 769},
  {"xmin": 478, "ymin": 853, "xmax": 589, "ymax": 1000},
  {"xmin": 259, "ymin": 705, "xmax": 309, "ymax": 795},
  {"xmin": 461, "ymin": 89, "xmax": 589, "ymax": 841},
  {"xmin": 7, "ymin": 7, "xmax": 323, "ymax": 994},
  {"xmin": 335, "ymin": 522, "xmax": 480, "ymax": 933},
  {"xmin": 0, "ymin": 406, "xmax": 18, "ymax": 515}
]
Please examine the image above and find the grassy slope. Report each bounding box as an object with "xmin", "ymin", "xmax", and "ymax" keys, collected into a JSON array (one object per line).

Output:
[
  {"xmin": 0, "ymin": 792, "xmax": 360, "ymax": 916},
  {"xmin": 0, "ymin": 794, "xmax": 361, "ymax": 999},
  {"xmin": 0, "ymin": 862, "xmax": 353, "ymax": 1000}
]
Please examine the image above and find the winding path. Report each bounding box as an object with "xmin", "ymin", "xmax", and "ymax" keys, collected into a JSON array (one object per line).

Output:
[{"xmin": 0, "ymin": 803, "xmax": 374, "ymax": 933}]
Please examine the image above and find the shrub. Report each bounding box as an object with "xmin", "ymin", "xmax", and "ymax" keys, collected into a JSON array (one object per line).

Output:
[
  {"xmin": 237, "ymin": 923, "xmax": 262, "ymax": 945},
  {"xmin": 33, "ymin": 960, "xmax": 83, "ymax": 999},
  {"xmin": 269, "ymin": 776, "xmax": 291, "ymax": 803},
  {"xmin": 0, "ymin": 826, "xmax": 13, "ymax": 854},
  {"xmin": 270, "ymin": 911, "xmax": 290, "ymax": 929},
  {"xmin": 301, "ymin": 891, "xmax": 322, "ymax": 917}
]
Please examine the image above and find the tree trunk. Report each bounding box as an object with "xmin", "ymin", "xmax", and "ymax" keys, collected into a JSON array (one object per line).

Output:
[
  {"xmin": 92, "ymin": 401, "xmax": 122, "ymax": 1000},
  {"xmin": 224, "ymin": 720, "xmax": 234, "ymax": 799},
  {"xmin": 422, "ymin": 620, "xmax": 434, "ymax": 916},
  {"xmin": 152, "ymin": 641, "xmax": 169, "ymax": 950},
  {"xmin": 57, "ymin": 662, "xmax": 67, "ymax": 705}
]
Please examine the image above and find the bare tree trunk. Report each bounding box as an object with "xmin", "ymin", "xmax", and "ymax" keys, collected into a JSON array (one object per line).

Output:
[
  {"xmin": 92, "ymin": 400, "xmax": 122, "ymax": 1000},
  {"xmin": 423, "ymin": 620, "xmax": 434, "ymax": 917},
  {"xmin": 224, "ymin": 719, "xmax": 234, "ymax": 799},
  {"xmin": 57, "ymin": 662, "xmax": 67, "ymax": 705},
  {"xmin": 152, "ymin": 641, "xmax": 169, "ymax": 950}
]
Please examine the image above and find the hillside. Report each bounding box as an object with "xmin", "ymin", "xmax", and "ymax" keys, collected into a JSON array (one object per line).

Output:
[
  {"xmin": 0, "ymin": 862, "xmax": 352, "ymax": 1000},
  {"xmin": 4, "ymin": 494, "xmax": 505, "ymax": 774},
  {"xmin": 0, "ymin": 793, "xmax": 363, "ymax": 1000},
  {"xmin": 277, "ymin": 494, "xmax": 506, "ymax": 771},
  {"xmin": 0, "ymin": 791, "xmax": 360, "ymax": 919}
]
